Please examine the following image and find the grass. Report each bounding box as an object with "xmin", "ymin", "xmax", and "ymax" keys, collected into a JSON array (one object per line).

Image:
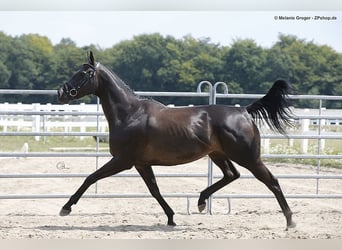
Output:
[
  {"xmin": 263, "ymin": 138, "xmax": 342, "ymax": 169},
  {"xmin": 1, "ymin": 126, "xmax": 341, "ymax": 168},
  {"xmin": 0, "ymin": 125, "xmax": 109, "ymax": 152},
  {"xmin": 0, "ymin": 136, "xmax": 109, "ymax": 152}
]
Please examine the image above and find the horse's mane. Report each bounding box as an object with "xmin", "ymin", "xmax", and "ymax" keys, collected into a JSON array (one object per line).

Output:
[
  {"xmin": 98, "ymin": 64, "xmax": 167, "ymax": 107},
  {"xmin": 99, "ymin": 64, "xmax": 141, "ymax": 99}
]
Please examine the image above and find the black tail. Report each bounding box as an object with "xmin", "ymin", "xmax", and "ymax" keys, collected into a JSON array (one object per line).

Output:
[{"xmin": 246, "ymin": 80, "xmax": 294, "ymax": 135}]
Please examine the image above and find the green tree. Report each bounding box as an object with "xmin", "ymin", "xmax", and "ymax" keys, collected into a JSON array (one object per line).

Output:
[
  {"xmin": 222, "ymin": 39, "xmax": 267, "ymax": 93},
  {"xmin": 0, "ymin": 32, "xmax": 12, "ymax": 88},
  {"xmin": 268, "ymin": 34, "xmax": 342, "ymax": 107},
  {"xmin": 177, "ymin": 36, "xmax": 226, "ymax": 89},
  {"xmin": 1, "ymin": 31, "xmax": 341, "ymax": 107}
]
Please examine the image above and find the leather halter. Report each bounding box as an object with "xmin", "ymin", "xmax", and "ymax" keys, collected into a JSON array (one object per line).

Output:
[{"xmin": 66, "ymin": 63, "xmax": 99, "ymax": 97}]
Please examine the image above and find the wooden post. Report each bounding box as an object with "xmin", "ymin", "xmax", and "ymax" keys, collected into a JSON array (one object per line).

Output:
[
  {"xmin": 301, "ymin": 109, "xmax": 310, "ymax": 154},
  {"xmin": 32, "ymin": 103, "xmax": 40, "ymax": 141}
]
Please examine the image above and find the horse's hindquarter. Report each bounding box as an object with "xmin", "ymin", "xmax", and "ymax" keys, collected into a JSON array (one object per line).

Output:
[{"xmin": 210, "ymin": 106, "xmax": 260, "ymax": 164}]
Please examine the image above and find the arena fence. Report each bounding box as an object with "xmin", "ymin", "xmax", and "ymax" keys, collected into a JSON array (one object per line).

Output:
[{"xmin": 1, "ymin": 83, "xmax": 342, "ymax": 214}]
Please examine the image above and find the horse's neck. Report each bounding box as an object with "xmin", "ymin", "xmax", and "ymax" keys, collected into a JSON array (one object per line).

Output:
[{"xmin": 97, "ymin": 68, "xmax": 138, "ymax": 126}]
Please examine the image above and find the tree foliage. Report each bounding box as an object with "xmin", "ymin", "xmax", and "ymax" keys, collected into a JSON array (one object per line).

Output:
[{"xmin": 0, "ymin": 32, "xmax": 341, "ymax": 107}]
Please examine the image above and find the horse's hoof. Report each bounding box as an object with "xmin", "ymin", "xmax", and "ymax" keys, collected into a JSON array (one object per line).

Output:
[
  {"xmin": 167, "ymin": 221, "xmax": 177, "ymax": 226},
  {"xmin": 286, "ymin": 221, "xmax": 296, "ymax": 230},
  {"xmin": 198, "ymin": 203, "xmax": 206, "ymax": 213},
  {"xmin": 59, "ymin": 207, "xmax": 71, "ymax": 216}
]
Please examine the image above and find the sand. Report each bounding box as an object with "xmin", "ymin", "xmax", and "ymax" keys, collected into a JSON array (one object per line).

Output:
[{"xmin": 0, "ymin": 156, "xmax": 341, "ymax": 239}]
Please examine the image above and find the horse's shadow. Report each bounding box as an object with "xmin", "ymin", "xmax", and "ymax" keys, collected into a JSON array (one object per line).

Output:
[{"xmin": 37, "ymin": 224, "xmax": 183, "ymax": 233}]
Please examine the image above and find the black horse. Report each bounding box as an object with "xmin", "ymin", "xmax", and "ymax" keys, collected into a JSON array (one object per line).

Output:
[{"xmin": 57, "ymin": 51, "xmax": 295, "ymax": 229}]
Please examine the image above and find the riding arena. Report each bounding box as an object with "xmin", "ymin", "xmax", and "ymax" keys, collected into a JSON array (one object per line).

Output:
[{"xmin": 0, "ymin": 52, "xmax": 341, "ymax": 239}]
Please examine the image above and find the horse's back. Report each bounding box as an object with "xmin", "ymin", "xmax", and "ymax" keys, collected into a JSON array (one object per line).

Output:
[{"xmin": 144, "ymin": 102, "xmax": 255, "ymax": 145}]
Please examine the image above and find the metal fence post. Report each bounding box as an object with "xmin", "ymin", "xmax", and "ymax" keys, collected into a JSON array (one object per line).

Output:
[
  {"xmin": 317, "ymin": 99, "xmax": 323, "ymax": 194},
  {"xmin": 197, "ymin": 81, "xmax": 213, "ymax": 104},
  {"xmin": 196, "ymin": 81, "xmax": 229, "ymax": 215},
  {"xmin": 95, "ymin": 97, "xmax": 101, "ymax": 194},
  {"xmin": 212, "ymin": 82, "xmax": 229, "ymax": 104},
  {"xmin": 205, "ymin": 82, "xmax": 229, "ymax": 214},
  {"xmin": 197, "ymin": 81, "xmax": 214, "ymax": 214}
]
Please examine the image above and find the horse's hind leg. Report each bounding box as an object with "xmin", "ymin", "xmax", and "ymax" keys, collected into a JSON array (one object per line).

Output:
[
  {"xmin": 198, "ymin": 153, "xmax": 240, "ymax": 213},
  {"xmin": 136, "ymin": 165, "xmax": 176, "ymax": 226},
  {"xmin": 248, "ymin": 160, "xmax": 296, "ymax": 229}
]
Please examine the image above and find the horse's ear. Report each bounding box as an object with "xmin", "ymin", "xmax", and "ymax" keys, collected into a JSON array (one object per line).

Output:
[{"xmin": 88, "ymin": 51, "xmax": 95, "ymax": 66}]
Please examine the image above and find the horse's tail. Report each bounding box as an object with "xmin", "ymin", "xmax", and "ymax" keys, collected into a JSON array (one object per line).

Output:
[{"xmin": 246, "ymin": 80, "xmax": 294, "ymax": 135}]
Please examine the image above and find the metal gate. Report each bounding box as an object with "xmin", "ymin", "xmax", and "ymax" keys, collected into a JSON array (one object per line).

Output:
[{"xmin": 1, "ymin": 83, "xmax": 342, "ymax": 214}]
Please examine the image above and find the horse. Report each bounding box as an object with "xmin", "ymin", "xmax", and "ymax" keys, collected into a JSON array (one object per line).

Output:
[{"xmin": 57, "ymin": 51, "xmax": 296, "ymax": 229}]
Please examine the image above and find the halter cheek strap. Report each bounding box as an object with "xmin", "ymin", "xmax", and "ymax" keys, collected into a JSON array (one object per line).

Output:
[
  {"xmin": 91, "ymin": 62, "xmax": 100, "ymax": 94},
  {"xmin": 67, "ymin": 63, "xmax": 99, "ymax": 97}
]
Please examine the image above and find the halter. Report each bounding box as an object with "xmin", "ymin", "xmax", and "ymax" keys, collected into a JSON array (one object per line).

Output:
[{"xmin": 66, "ymin": 63, "xmax": 99, "ymax": 97}]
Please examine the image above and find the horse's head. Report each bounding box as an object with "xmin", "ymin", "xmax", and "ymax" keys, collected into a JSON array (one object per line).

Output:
[{"xmin": 57, "ymin": 51, "xmax": 98, "ymax": 104}]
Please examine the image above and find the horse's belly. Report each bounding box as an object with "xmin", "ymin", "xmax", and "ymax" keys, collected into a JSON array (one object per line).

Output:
[{"xmin": 139, "ymin": 139, "xmax": 210, "ymax": 166}]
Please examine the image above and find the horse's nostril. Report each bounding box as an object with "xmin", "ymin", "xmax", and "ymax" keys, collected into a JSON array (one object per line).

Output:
[
  {"xmin": 57, "ymin": 88, "xmax": 69, "ymax": 104},
  {"xmin": 57, "ymin": 89, "xmax": 63, "ymax": 99}
]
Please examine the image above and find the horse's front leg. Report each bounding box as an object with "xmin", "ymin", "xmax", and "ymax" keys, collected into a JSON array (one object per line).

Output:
[
  {"xmin": 60, "ymin": 157, "xmax": 132, "ymax": 216},
  {"xmin": 136, "ymin": 165, "xmax": 176, "ymax": 226}
]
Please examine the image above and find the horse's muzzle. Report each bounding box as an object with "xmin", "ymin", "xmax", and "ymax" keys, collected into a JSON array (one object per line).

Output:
[{"xmin": 57, "ymin": 87, "xmax": 69, "ymax": 104}]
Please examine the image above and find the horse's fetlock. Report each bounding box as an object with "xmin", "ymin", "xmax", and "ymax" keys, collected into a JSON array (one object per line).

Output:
[
  {"xmin": 285, "ymin": 210, "xmax": 293, "ymax": 218},
  {"xmin": 234, "ymin": 171, "xmax": 240, "ymax": 179}
]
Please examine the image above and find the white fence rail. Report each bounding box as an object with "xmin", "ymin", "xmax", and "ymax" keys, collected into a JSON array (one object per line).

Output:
[
  {"xmin": 1, "ymin": 85, "xmax": 342, "ymax": 214},
  {"xmin": 1, "ymin": 102, "xmax": 342, "ymax": 152},
  {"xmin": 0, "ymin": 102, "xmax": 107, "ymax": 141}
]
